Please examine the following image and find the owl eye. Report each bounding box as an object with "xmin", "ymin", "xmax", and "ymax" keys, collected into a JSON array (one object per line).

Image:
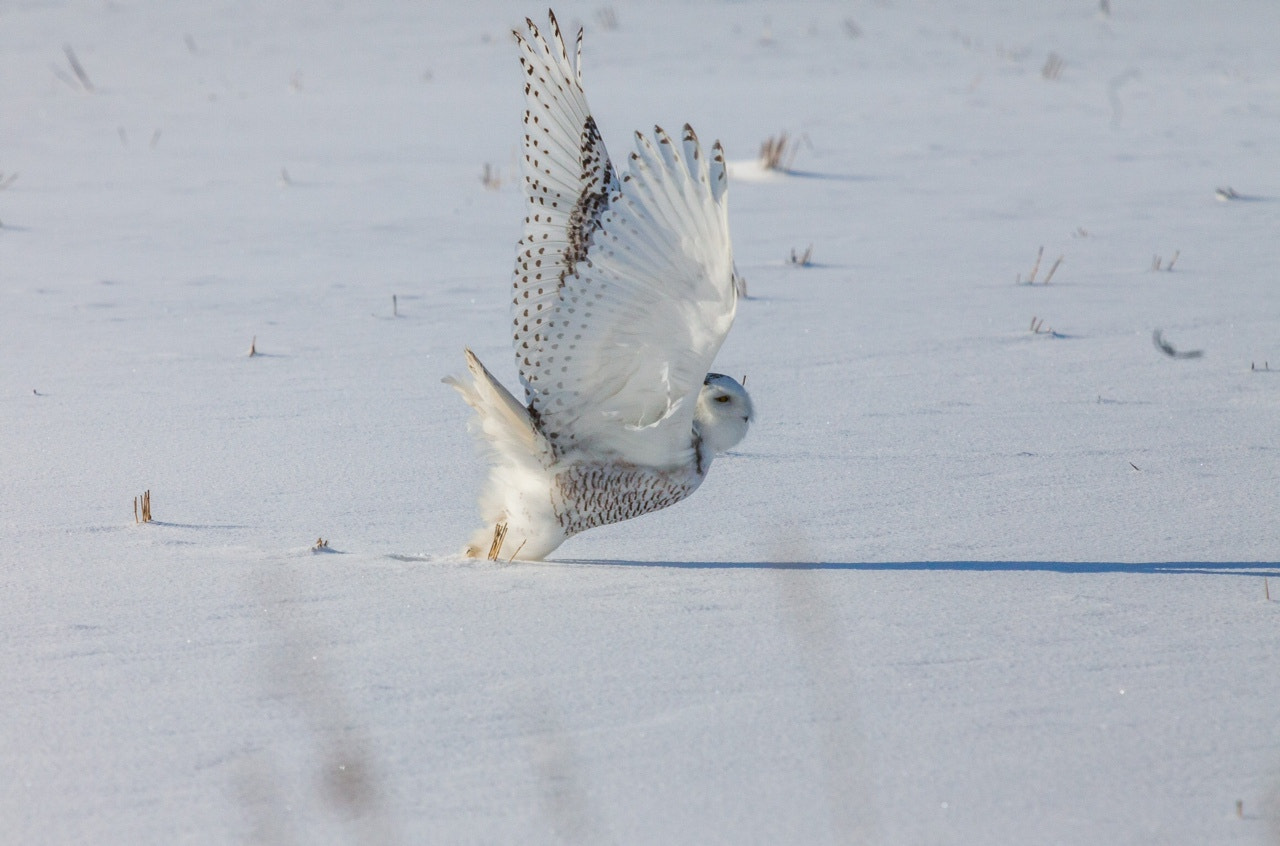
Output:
[{"xmin": 715, "ymin": 395, "xmax": 730, "ymax": 403}]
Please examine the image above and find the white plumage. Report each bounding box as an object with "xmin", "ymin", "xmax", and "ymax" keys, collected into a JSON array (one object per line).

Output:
[{"xmin": 445, "ymin": 10, "xmax": 752, "ymax": 561}]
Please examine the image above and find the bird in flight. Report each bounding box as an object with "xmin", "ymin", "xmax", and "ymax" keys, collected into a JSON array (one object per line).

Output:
[{"xmin": 445, "ymin": 10, "xmax": 752, "ymax": 561}]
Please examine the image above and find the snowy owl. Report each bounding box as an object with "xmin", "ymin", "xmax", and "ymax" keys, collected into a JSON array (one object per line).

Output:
[{"xmin": 445, "ymin": 11, "xmax": 752, "ymax": 561}]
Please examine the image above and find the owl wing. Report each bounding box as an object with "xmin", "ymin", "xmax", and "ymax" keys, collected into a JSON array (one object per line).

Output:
[
  {"xmin": 512, "ymin": 14, "xmax": 737, "ymax": 470},
  {"xmin": 512, "ymin": 13, "xmax": 619, "ymax": 367}
]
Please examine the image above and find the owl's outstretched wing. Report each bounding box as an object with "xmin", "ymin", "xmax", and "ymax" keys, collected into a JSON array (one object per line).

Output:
[
  {"xmin": 512, "ymin": 13, "xmax": 737, "ymax": 470},
  {"xmin": 511, "ymin": 14, "xmax": 618, "ymax": 379}
]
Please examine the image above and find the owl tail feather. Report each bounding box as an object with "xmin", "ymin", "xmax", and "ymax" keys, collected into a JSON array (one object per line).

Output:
[
  {"xmin": 444, "ymin": 349, "xmax": 558, "ymax": 560},
  {"xmin": 443, "ymin": 348, "xmax": 540, "ymax": 455}
]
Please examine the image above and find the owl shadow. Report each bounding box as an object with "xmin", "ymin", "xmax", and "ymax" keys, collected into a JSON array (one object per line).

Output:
[{"xmin": 577, "ymin": 560, "xmax": 1278, "ymax": 577}]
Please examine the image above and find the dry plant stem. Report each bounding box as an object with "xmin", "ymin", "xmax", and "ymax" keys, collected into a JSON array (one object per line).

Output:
[
  {"xmin": 134, "ymin": 490, "xmax": 152, "ymax": 523},
  {"xmin": 63, "ymin": 45, "xmax": 94, "ymax": 91},
  {"xmin": 759, "ymin": 133, "xmax": 786, "ymax": 169},
  {"xmin": 1028, "ymin": 246, "xmax": 1044, "ymax": 283},
  {"xmin": 758, "ymin": 132, "xmax": 799, "ymax": 171},
  {"xmin": 1030, "ymin": 316, "xmax": 1058, "ymax": 336},
  {"xmin": 1042, "ymin": 256, "xmax": 1063, "ymax": 284},
  {"xmin": 487, "ymin": 523, "xmax": 508, "ymax": 561},
  {"xmin": 1042, "ymin": 52, "xmax": 1064, "ymax": 80}
]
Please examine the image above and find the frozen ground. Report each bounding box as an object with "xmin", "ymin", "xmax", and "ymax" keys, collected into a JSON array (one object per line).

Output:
[{"xmin": 3, "ymin": 1, "xmax": 1278, "ymax": 843}]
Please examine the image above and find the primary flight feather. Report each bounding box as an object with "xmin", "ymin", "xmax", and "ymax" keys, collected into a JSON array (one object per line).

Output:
[{"xmin": 445, "ymin": 10, "xmax": 752, "ymax": 561}]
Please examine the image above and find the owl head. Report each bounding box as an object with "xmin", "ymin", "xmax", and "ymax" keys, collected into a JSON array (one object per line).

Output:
[{"xmin": 695, "ymin": 373, "xmax": 753, "ymax": 454}]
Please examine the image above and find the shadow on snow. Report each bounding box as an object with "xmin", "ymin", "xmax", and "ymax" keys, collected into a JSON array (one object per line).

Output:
[{"xmin": 565, "ymin": 559, "xmax": 1280, "ymax": 577}]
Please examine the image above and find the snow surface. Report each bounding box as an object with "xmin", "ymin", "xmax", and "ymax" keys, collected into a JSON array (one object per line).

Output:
[{"xmin": 3, "ymin": 1, "xmax": 1279, "ymax": 843}]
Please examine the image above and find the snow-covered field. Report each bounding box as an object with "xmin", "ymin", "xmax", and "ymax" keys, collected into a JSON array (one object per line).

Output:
[{"xmin": 4, "ymin": 1, "xmax": 1279, "ymax": 842}]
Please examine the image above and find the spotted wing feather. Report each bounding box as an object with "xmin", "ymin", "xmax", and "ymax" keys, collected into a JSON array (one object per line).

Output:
[{"xmin": 512, "ymin": 14, "xmax": 619, "ymax": 402}]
